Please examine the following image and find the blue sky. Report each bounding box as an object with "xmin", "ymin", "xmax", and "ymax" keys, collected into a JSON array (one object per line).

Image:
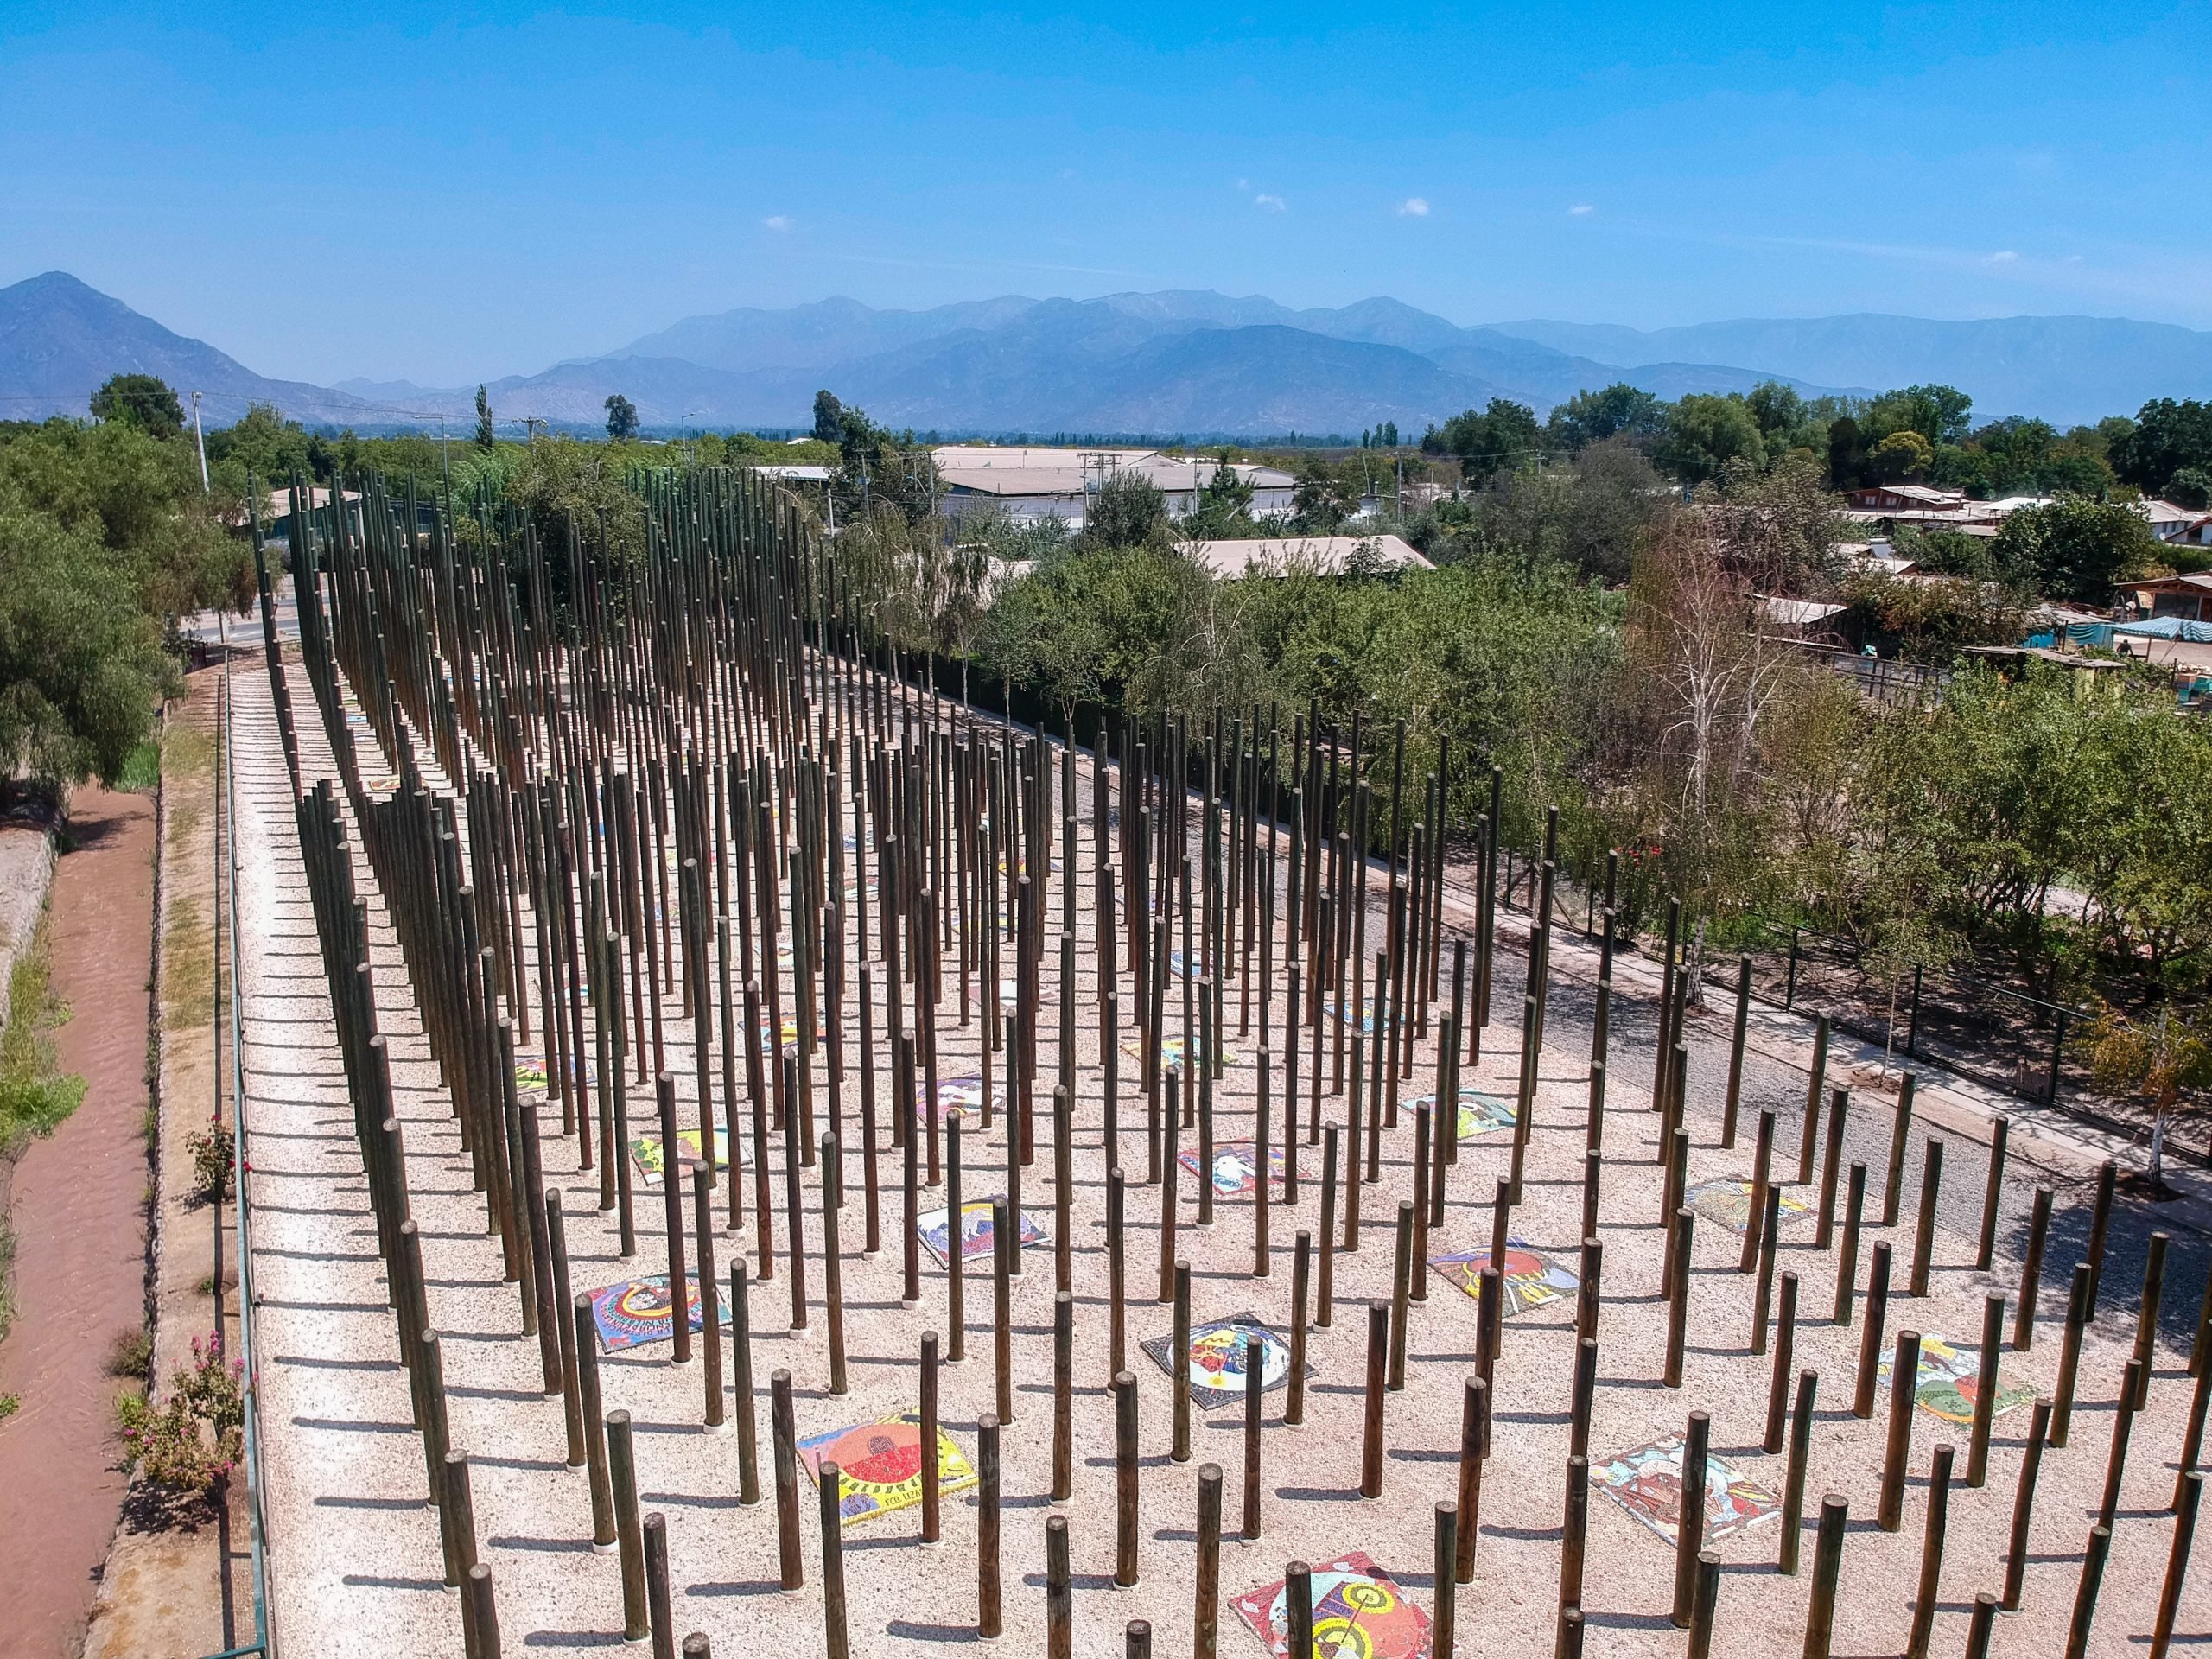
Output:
[{"xmin": 5, "ymin": 0, "xmax": 2208, "ymax": 385}]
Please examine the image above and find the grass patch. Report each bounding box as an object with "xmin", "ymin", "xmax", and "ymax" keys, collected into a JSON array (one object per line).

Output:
[
  {"xmin": 162, "ymin": 722, "xmax": 214, "ymax": 782},
  {"xmin": 0, "ymin": 912, "xmax": 84, "ymax": 1345},
  {"xmin": 0, "ymin": 1393, "xmax": 17, "ymax": 1422},
  {"xmin": 162, "ymin": 891, "xmax": 215, "ymax": 1033},
  {"xmin": 114, "ymin": 738, "xmax": 162, "ymax": 794},
  {"xmin": 106, "ymin": 1325, "xmax": 152, "ymax": 1381},
  {"xmin": 1, "ymin": 911, "xmax": 86, "ymax": 1160}
]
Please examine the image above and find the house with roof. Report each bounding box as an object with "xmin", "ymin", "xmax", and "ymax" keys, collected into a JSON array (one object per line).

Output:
[
  {"xmin": 2121, "ymin": 571, "xmax": 2212, "ymax": 624},
  {"xmin": 2134, "ymin": 499, "xmax": 2212, "ymax": 545},
  {"xmin": 931, "ymin": 446, "xmax": 1298, "ymax": 528}
]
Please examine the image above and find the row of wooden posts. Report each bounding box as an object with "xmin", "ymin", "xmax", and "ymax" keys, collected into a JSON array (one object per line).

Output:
[{"xmin": 253, "ymin": 467, "xmax": 2209, "ymax": 1657}]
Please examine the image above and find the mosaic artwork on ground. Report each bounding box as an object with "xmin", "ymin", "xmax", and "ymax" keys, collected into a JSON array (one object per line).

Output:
[
  {"xmin": 1127, "ymin": 1034, "xmax": 1239, "ymax": 1073},
  {"xmin": 1429, "ymin": 1238, "xmax": 1580, "ymax": 1318},
  {"xmin": 914, "ymin": 1074, "xmax": 994, "ymax": 1131},
  {"xmin": 1322, "ymin": 997, "xmax": 1377, "ymax": 1033},
  {"xmin": 585, "ymin": 1274, "xmax": 727, "ymax": 1354},
  {"xmin": 1408, "ymin": 1085, "xmax": 1516, "ymax": 1141},
  {"xmin": 1592, "ymin": 1435, "xmax": 1782, "ymax": 1546},
  {"xmin": 797, "ymin": 1414, "xmax": 978, "ymax": 1524},
  {"xmin": 1878, "ymin": 1334, "xmax": 2037, "ymax": 1424},
  {"xmin": 1178, "ymin": 1140, "xmax": 1287, "ymax": 1200},
  {"xmin": 1231, "ymin": 1551, "xmax": 1432, "ymax": 1659},
  {"xmin": 1684, "ymin": 1178, "xmax": 1812, "ymax": 1236},
  {"xmin": 628, "ymin": 1126, "xmax": 734, "ymax": 1187},
  {"xmin": 917, "ymin": 1198, "xmax": 1049, "ymax": 1269},
  {"xmin": 1142, "ymin": 1312, "xmax": 1308, "ymax": 1408},
  {"xmin": 756, "ymin": 1013, "xmax": 824, "ymax": 1056}
]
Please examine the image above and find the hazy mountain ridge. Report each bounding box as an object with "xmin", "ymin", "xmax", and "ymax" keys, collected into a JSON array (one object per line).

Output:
[{"xmin": 6, "ymin": 270, "xmax": 2208, "ymax": 435}]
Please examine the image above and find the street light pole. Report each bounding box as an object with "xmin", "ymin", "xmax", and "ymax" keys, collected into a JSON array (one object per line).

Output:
[{"xmin": 191, "ymin": 391, "xmax": 210, "ymax": 493}]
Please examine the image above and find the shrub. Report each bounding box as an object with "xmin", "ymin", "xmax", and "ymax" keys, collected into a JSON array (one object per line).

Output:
[
  {"xmin": 116, "ymin": 1332, "xmax": 243, "ymax": 1503},
  {"xmin": 185, "ymin": 1117, "xmax": 234, "ymax": 1202}
]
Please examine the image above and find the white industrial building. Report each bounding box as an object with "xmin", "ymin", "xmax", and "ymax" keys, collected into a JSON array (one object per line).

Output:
[{"xmin": 931, "ymin": 445, "xmax": 1298, "ymax": 528}]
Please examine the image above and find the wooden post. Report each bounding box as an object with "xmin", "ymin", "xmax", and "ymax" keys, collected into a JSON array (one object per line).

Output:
[
  {"xmin": 1430, "ymin": 1505, "xmax": 1458, "ymax": 1657},
  {"xmin": 1671, "ymin": 1411, "xmax": 1709, "ymax": 1628},
  {"xmin": 1798, "ymin": 1016, "xmax": 1828, "ymax": 1185},
  {"xmin": 771, "ymin": 1371, "xmax": 804, "ymax": 1589},
  {"xmin": 2052, "ymin": 1262, "xmax": 2093, "ymax": 1447},
  {"xmin": 1803, "ymin": 1494, "xmax": 1847, "ymax": 1659},
  {"xmin": 1389, "ymin": 1201, "xmax": 1414, "ymax": 1389},
  {"xmin": 1361, "ymin": 1301, "xmax": 1388, "ymax": 1498},
  {"xmin": 1285, "ymin": 1565, "xmax": 1313, "ymax": 1659},
  {"xmin": 1196, "ymin": 1463, "xmax": 1223, "ymax": 1659},
  {"xmin": 1173, "ymin": 1259, "xmax": 1193, "ymax": 1462},
  {"xmin": 1109, "ymin": 1166, "xmax": 1127, "ymax": 1376},
  {"xmin": 608, "ymin": 1410, "xmax": 650, "ymax": 1638},
  {"xmin": 1456, "ymin": 1376, "xmax": 1486, "ymax": 1583},
  {"xmin": 1288, "ymin": 1230, "xmax": 1311, "ymax": 1426},
  {"xmin": 691, "ymin": 1165, "xmax": 724, "ymax": 1423},
  {"xmin": 2134, "ymin": 1231, "xmax": 2170, "ymax": 1411},
  {"xmin": 2002, "ymin": 1398, "xmax": 2052, "ymax": 1609},
  {"xmin": 1687, "ymin": 1550, "xmax": 1719, "ymax": 1659},
  {"xmin": 1906, "ymin": 1444, "xmax": 1952, "ymax": 1659},
  {"xmin": 1815, "ymin": 1088, "xmax": 1847, "ymax": 1250},
  {"xmin": 1571, "ymin": 1335, "xmax": 1597, "ymax": 1462},
  {"xmin": 1739, "ymin": 1110, "xmax": 1776, "ymax": 1273},
  {"xmin": 2085, "ymin": 1159, "xmax": 2117, "ymax": 1317},
  {"xmin": 1046, "ymin": 1514, "xmax": 1072, "ymax": 1659},
  {"xmin": 1853, "ymin": 1243, "xmax": 1892, "ymax": 1419},
  {"xmin": 1243, "ymin": 1332, "xmax": 1263, "ymax": 1539},
  {"xmin": 1781, "ymin": 1370, "xmax": 1816, "ymax": 1575},
  {"xmin": 1560, "ymin": 1451, "xmax": 1588, "ymax": 1613},
  {"xmin": 1318, "ymin": 1125, "xmax": 1338, "ymax": 1327},
  {"xmin": 2152, "ymin": 1471, "xmax": 2202, "ymax": 1659},
  {"xmin": 994, "ymin": 1197, "xmax": 1015, "ymax": 1426},
  {"xmin": 1722, "ymin": 955, "xmax": 1751, "ymax": 1149},
  {"xmin": 1116, "ymin": 1371, "xmax": 1140, "ymax": 1587},
  {"xmin": 1879, "ymin": 1330, "xmax": 1922, "ymax": 1531},
  {"xmin": 1664, "ymin": 1207, "xmax": 1692, "ymax": 1388},
  {"xmin": 1964, "ymin": 1593, "xmax": 1996, "ymax": 1659},
  {"xmin": 977, "ymin": 1412, "xmax": 1001, "ymax": 1638},
  {"xmin": 1908, "ymin": 1140, "xmax": 1942, "ymax": 1297},
  {"xmin": 2097, "ymin": 1359, "xmax": 2144, "ymax": 1529},
  {"xmin": 817, "ymin": 1466, "xmax": 849, "ymax": 1659},
  {"xmin": 574, "ymin": 1293, "xmax": 618, "ymax": 1544},
  {"xmin": 1974, "ymin": 1117, "xmax": 2009, "ymax": 1271},
  {"xmin": 1764, "ymin": 1273, "xmax": 1798, "ymax": 1454},
  {"xmin": 465, "ymin": 1564, "xmax": 500, "ymax": 1659},
  {"xmin": 2015, "ymin": 1185, "xmax": 2052, "ymax": 1350},
  {"xmin": 948, "ymin": 1119, "xmax": 966, "ymax": 1361},
  {"xmin": 2063, "ymin": 1524, "xmax": 2112, "ymax": 1659},
  {"xmin": 1967, "ymin": 1294, "xmax": 2005, "ymax": 1487},
  {"xmin": 1833, "ymin": 1164, "xmax": 1866, "ymax": 1325},
  {"xmin": 1752, "ymin": 1186, "xmax": 1783, "ymax": 1354},
  {"xmin": 921, "ymin": 1332, "xmax": 942, "ymax": 1543},
  {"xmin": 1882, "ymin": 1072, "xmax": 1915, "ymax": 1225}
]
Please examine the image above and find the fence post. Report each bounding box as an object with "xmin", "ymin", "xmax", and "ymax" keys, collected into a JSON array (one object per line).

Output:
[
  {"xmin": 1905, "ymin": 965, "xmax": 1922, "ymax": 1058},
  {"xmin": 1784, "ymin": 928, "xmax": 1799, "ymax": 1012},
  {"xmin": 2046, "ymin": 1011, "xmax": 2068, "ymax": 1106}
]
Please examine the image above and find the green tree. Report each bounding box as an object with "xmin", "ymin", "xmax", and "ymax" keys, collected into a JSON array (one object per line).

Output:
[
  {"xmin": 89, "ymin": 374, "xmax": 184, "ymax": 440},
  {"xmin": 604, "ymin": 393, "xmax": 640, "ymax": 442},
  {"xmin": 1873, "ymin": 429, "xmax": 1934, "ymax": 480},
  {"xmin": 1545, "ymin": 384, "xmax": 1665, "ymax": 453},
  {"xmin": 2115, "ymin": 398, "xmax": 2212, "ymax": 499},
  {"xmin": 1434, "ymin": 399, "xmax": 1541, "ymax": 485},
  {"xmin": 2083, "ymin": 1001, "xmax": 2211, "ymax": 1187},
  {"xmin": 812, "ymin": 390, "xmax": 845, "ymax": 445},
  {"xmin": 1180, "ymin": 460, "xmax": 1256, "ymax": 539},
  {"xmin": 474, "ymin": 385, "xmax": 496, "ymax": 450},
  {"xmin": 1993, "ymin": 497, "xmax": 2159, "ymax": 604},
  {"xmin": 1077, "ymin": 471, "xmax": 1171, "ymax": 552},
  {"xmin": 1660, "ymin": 395, "xmax": 1766, "ymax": 486},
  {"xmin": 1866, "ymin": 384, "xmax": 1973, "ymax": 448}
]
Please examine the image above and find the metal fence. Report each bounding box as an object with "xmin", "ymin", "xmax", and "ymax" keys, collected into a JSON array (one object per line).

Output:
[{"xmin": 206, "ymin": 659, "xmax": 276, "ymax": 1659}]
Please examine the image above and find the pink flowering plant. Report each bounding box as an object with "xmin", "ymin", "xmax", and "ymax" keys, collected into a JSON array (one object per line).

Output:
[{"xmin": 117, "ymin": 1332, "xmax": 245, "ymax": 1505}]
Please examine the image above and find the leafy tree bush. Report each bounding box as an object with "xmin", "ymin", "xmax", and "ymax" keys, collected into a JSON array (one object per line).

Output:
[
  {"xmin": 89, "ymin": 373, "xmax": 185, "ymax": 439},
  {"xmin": 116, "ymin": 1332, "xmax": 244, "ymax": 1508},
  {"xmin": 1993, "ymin": 498, "xmax": 2159, "ymax": 604},
  {"xmin": 605, "ymin": 393, "xmax": 640, "ymax": 442}
]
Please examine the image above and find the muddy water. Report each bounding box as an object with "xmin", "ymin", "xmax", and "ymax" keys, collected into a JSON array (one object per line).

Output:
[{"xmin": 0, "ymin": 786, "xmax": 156, "ymax": 1657}]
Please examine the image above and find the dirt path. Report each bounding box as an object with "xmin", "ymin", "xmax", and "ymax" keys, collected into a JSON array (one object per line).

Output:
[{"xmin": 0, "ymin": 785, "xmax": 156, "ymax": 1658}]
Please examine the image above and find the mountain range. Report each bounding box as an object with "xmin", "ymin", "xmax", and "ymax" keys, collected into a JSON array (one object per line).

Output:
[{"xmin": 8, "ymin": 270, "xmax": 2212, "ymax": 438}]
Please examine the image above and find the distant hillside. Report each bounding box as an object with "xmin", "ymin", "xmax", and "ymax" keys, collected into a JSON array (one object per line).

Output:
[
  {"xmin": 6, "ymin": 271, "xmax": 2206, "ymax": 437},
  {"xmin": 1483, "ymin": 313, "xmax": 2212, "ymax": 426},
  {"xmin": 0, "ymin": 270, "xmax": 374, "ymax": 425}
]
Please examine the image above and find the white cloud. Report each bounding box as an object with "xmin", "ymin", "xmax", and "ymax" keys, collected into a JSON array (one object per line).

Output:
[
  {"xmin": 1255, "ymin": 193, "xmax": 1287, "ymax": 212},
  {"xmin": 764, "ymin": 214, "xmax": 794, "ymax": 232},
  {"xmin": 1990, "ymin": 249, "xmax": 2019, "ymax": 263},
  {"xmin": 1398, "ymin": 197, "xmax": 1430, "ymax": 217},
  {"xmin": 1235, "ymin": 177, "xmax": 1250, "ymax": 191},
  {"xmin": 1568, "ymin": 203, "xmax": 1595, "ymax": 216}
]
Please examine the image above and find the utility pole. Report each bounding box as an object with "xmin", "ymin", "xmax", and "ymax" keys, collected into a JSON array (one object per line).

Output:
[{"xmin": 190, "ymin": 391, "xmax": 210, "ymax": 493}]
